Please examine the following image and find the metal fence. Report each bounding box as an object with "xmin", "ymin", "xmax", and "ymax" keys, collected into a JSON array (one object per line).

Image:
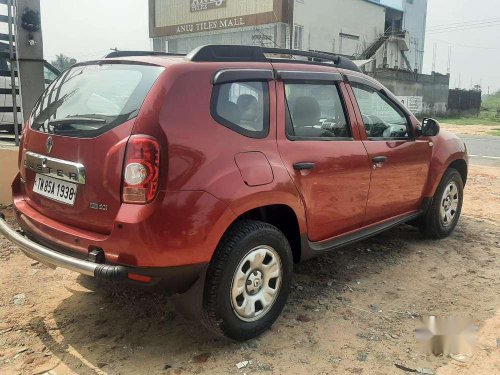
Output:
[
  {"xmin": 448, "ymin": 89, "xmax": 482, "ymax": 116},
  {"xmin": 0, "ymin": 0, "xmax": 21, "ymax": 146}
]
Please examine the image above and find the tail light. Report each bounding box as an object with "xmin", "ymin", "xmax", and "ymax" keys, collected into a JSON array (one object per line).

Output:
[{"xmin": 122, "ymin": 135, "xmax": 160, "ymax": 204}]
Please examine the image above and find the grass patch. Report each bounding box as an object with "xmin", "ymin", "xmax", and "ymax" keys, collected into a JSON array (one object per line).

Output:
[
  {"xmin": 436, "ymin": 116, "xmax": 500, "ymax": 125},
  {"xmin": 487, "ymin": 128, "xmax": 500, "ymax": 136}
]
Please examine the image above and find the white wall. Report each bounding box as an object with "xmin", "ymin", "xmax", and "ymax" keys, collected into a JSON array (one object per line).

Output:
[
  {"xmin": 293, "ymin": 0, "xmax": 385, "ymax": 56},
  {"xmin": 402, "ymin": 0, "xmax": 427, "ymax": 72},
  {"xmin": 152, "ymin": 0, "xmax": 426, "ymax": 70},
  {"xmin": 0, "ymin": 148, "xmax": 18, "ymax": 205}
]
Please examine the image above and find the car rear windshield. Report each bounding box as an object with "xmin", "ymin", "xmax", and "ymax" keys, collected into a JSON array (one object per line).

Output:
[{"xmin": 31, "ymin": 63, "xmax": 164, "ymax": 138}]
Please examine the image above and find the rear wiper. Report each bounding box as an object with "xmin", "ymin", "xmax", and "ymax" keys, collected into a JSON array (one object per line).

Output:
[{"xmin": 48, "ymin": 117, "xmax": 106, "ymax": 128}]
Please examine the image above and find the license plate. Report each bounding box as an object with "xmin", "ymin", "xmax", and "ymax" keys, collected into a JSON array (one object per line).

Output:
[{"xmin": 33, "ymin": 174, "xmax": 78, "ymax": 205}]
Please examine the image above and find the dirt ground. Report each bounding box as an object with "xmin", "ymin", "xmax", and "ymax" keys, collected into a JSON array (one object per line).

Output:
[
  {"xmin": 440, "ymin": 123, "xmax": 500, "ymax": 137},
  {"xmin": 0, "ymin": 165, "xmax": 499, "ymax": 375}
]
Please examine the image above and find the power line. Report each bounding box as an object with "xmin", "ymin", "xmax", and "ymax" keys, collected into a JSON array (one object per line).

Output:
[
  {"xmin": 427, "ymin": 22, "xmax": 500, "ymax": 34},
  {"xmin": 428, "ymin": 22, "xmax": 500, "ymax": 33},
  {"xmin": 426, "ymin": 17, "xmax": 500, "ymax": 30},
  {"xmin": 427, "ymin": 36, "xmax": 500, "ymax": 51},
  {"xmin": 427, "ymin": 21, "xmax": 500, "ymax": 34}
]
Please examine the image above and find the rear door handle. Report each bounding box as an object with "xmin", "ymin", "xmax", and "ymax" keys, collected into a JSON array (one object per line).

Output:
[
  {"xmin": 372, "ymin": 156, "xmax": 388, "ymax": 163},
  {"xmin": 293, "ymin": 162, "xmax": 315, "ymax": 171}
]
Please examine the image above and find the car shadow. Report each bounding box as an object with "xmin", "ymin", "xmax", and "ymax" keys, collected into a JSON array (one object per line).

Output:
[
  {"xmin": 29, "ymin": 222, "xmax": 461, "ymax": 374},
  {"xmin": 29, "ymin": 275, "xmax": 225, "ymax": 374}
]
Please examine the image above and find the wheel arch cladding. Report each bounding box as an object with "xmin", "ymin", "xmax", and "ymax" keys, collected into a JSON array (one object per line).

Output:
[
  {"xmin": 229, "ymin": 204, "xmax": 302, "ymax": 264},
  {"xmin": 448, "ymin": 158, "xmax": 467, "ymax": 186}
]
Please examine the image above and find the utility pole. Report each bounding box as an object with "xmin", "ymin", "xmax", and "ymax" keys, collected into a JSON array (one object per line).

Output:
[
  {"xmin": 448, "ymin": 47, "xmax": 451, "ymax": 73},
  {"xmin": 414, "ymin": 39, "xmax": 418, "ymax": 71},
  {"xmin": 432, "ymin": 43, "xmax": 436, "ymax": 72},
  {"xmin": 288, "ymin": 0, "xmax": 294, "ymax": 49},
  {"xmin": 15, "ymin": 0, "xmax": 45, "ymax": 128}
]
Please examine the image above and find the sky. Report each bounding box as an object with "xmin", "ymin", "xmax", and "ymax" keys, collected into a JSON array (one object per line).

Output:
[
  {"xmin": 36, "ymin": 0, "xmax": 500, "ymax": 93},
  {"xmin": 422, "ymin": 0, "xmax": 500, "ymax": 94},
  {"xmin": 41, "ymin": 0, "xmax": 151, "ymax": 61}
]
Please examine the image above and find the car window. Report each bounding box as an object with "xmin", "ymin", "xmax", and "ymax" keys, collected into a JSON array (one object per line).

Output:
[
  {"xmin": 31, "ymin": 64, "xmax": 164, "ymax": 138},
  {"xmin": 212, "ymin": 81, "xmax": 269, "ymax": 138},
  {"xmin": 284, "ymin": 83, "xmax": 350, "ymax": 139},
  {"xmin": 43, "ymin": 65, "xmax": 58, "ymax": 83},
  {"xmin": 351, "ymin": 83, "xmax": 410, "ymax": 139}
]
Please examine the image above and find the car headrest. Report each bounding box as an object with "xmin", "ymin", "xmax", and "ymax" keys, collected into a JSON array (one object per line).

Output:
[
  {"xmin": 292, "ymin": 96, "xmax": 321, "ymax": 127},
  {"xmin": 237, "ymin": 94, "xmax": 258, "ymax": 111},
  {"xmin": 217, "ymin": 100, "xmax": 241, "ymax": 125}
]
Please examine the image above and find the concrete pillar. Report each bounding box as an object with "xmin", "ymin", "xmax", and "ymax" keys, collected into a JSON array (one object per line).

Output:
[{"xmin": 15, "ymin": 0, "xmax": 45, "ymax": 127}]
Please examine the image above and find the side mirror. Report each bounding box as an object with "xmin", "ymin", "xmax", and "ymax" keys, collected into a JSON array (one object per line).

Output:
[{"xmin": 421, "ymin": 118, "xmax": 440, "ymax": 137}]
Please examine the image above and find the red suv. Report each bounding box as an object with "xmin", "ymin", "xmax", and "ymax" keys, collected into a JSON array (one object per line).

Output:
[{"xmin": 0, "ymin": 45, "xmax": 467, "ymax": 341}]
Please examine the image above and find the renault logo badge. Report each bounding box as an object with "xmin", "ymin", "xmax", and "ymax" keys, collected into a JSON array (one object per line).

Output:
[{"xmin": 46, "ymin": 136, "xmax": 53, "ymax": 154}]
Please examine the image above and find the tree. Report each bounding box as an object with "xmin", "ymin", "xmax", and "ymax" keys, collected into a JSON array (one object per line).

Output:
[{"xmin": 51, "ymin": 54, "xmax": 77, "ymax": 71}]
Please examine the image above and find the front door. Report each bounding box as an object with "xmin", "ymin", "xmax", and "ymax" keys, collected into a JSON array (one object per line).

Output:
[
  {"xmin": 347, "ymin": 81, "xmax": 432, "ymax": 225},
  {"xmin": 276, "ymin": 72, "xmax": 372, "ymax": 242}
]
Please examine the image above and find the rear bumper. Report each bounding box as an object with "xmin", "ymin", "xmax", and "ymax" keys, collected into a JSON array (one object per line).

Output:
[
  {"xmin": 0, "ymin": 213, "xmax": 207, "ymax": 291},
  {"xmin": 12, "ymin": 172, "xmax": 235, "ymax": 268},
  {"xmin": 0, "ymin": 212, "xmax": 130, "ymax": 280}
]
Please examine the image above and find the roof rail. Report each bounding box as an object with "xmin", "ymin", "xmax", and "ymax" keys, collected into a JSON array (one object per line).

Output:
[
  {"xmin": 103, "ymin": 46, "xmax": 361, "ymax": 73},
  {"xmin": 186, "ymin": 45, "xmax": 361, "ymax": 72},
  {"xmin": 104, "ymin": 50, "xmax": 185, "ymax": 58}
]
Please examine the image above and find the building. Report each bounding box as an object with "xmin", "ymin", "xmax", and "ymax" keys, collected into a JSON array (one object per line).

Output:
[
  {"xmin": 149, "ymin": 0, "xmax": 445, "ymax": 116},
  {"xmin": 150, "ymin": 0, "xmax": 292, "ymax": 56},
  {"xmin": 370, "ymin": 69, "xmax": 450, "ymax": 116},
  {"xmin": 149, "ymin": 0, "xmax": 427, "ymax": 72}
]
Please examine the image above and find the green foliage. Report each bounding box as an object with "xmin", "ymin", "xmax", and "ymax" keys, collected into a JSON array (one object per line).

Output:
[
  {"xmin": 50, "ymin": 54, "xmax": 77, "ymax": 71},
  {"xmin": 437, "ymin": 116, "xmax": 500, "ymax": 125},
  {"xmin": 481, "ymin": 90, "xmax": 500, "ymax": 112}
]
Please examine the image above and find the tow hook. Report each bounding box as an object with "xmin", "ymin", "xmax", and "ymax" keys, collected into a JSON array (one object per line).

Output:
[{"xmin": 88, "ymin": 247, "xmax": 105, "ymax": 263}]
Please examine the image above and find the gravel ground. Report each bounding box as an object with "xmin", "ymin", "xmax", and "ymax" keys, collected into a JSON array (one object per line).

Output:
[{"xmin": 0, "ymin": 165, "xmax": 498, "ymax": 375}]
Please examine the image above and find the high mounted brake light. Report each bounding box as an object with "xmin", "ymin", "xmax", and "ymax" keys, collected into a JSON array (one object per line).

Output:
[{"xmin": 122, "ymin": 135, "xmax": 160, "ymax": 204}]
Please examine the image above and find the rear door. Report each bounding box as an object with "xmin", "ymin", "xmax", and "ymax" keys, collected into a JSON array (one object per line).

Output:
[
  {"xmin": 276, "ymin": 69, "xmax": 371, "ymax": 242},
  {"xmin": 20, "ymin": 62, "xmax": 164, "ymax": 234},
  {"xmin": 346, "ymin": 76, "xmax": 432, "ymax": 225}
]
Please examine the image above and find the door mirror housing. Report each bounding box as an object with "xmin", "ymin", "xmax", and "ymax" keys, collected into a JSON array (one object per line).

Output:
[{"xmin": 420, "ymin": 118, "xmax": 440, "ymax": 137}]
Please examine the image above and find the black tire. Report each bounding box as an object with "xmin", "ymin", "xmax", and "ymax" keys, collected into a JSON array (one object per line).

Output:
[
  {"xmin": 420, "ymin": 168, "xmax": 464, "ymax": 239},
  {"xmin": 202, "ymin": 220, "xmax": 293, "ymax": 341}
]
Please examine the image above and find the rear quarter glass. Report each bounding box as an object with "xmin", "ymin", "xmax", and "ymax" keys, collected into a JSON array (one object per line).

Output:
[{"xmin": 30, "ymin": 63, "xmax": 164, "ymax": 138}]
